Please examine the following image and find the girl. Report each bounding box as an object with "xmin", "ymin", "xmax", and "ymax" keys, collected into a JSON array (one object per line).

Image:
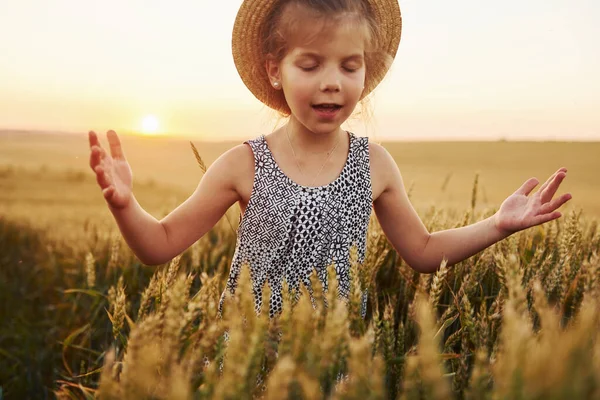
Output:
[{"xmin": 88, "ymin": 0, "xmax": 572, "ymax": 320}]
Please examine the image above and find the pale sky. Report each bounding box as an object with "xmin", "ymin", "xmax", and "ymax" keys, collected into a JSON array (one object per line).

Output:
[{"xmin": 0, "ymin": 0, "xmax": 598, "ymax": 141}]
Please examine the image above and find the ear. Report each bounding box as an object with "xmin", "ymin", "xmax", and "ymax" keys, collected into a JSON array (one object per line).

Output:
[{"xmin": 265, "ymin": 57, "xmax": 282, "ymax": 90}]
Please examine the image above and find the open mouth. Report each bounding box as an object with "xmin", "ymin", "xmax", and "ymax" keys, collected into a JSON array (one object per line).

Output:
[{"xmin": 312, "ymin": 104, "xmax": 343, "ymax": 112}]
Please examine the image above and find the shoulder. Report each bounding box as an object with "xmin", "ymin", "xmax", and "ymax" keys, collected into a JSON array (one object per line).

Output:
[
  {"xmin": 218, "ymin": 141, "xmax": 255, "ymax": 177},
  {"xmin": 367, "ymin": 140, "xmax": 390, "ymax": 162},
  {"xmin": 202, "ymin": 141, "xmax": 255, "ymax": 191},
  {"xmin": 212, "ymin": 142, "xmax": 254, "ymax": 168},
  {"xmin": 367, "ymin": 141, "xmax": 400, "ymax": 201},
  {"xmin": 350, "ymin": 134, "xmax": 391, "ymax": 169},
  {"xmin": 211, "ymin": 140, "xmax": 257, "ymax": 202}
]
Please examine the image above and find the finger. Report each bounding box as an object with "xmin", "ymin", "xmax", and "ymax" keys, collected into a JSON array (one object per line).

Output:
[
  {"xmin": 107, "ymin": 130, "xmax": 125, "ymax": 160},
  {"xmin": 531, "ymin": 211, "xmax": 562, "ymax": 226},
  {"xmin": 98, "ymin": 145, "xmax": 109, "ymax": 162},
  {"xmin": 94, "ymin": 165, "xmax": 112, "ymax": 188},
  {"xmin": 91, "ymin": 146, "xmax": 108, "ymax": 171},
  {"xmin": 514, "ymin": 177, "xmax": 539, "ymax": 196},
  {"xmin": 538, "ymin": 167, "xmax": 568, "ymax": 193},
  {"xmin": 89, "ymin": 145, "xmax": 102, "ymax": 170},
  {"xmin": 88, "ymin": 131, "xmax": 101, "ymax": 149},
  {"xmin": 537, "ymin": 172, "xmax": 558, "ymax": 194},
  {"xmin": 540, "ymin": 172, "xmax": 567, "ymax": 203},
  {"xmin": 539, "ymin": 193, "xmax": 572, "ymax": 214}
]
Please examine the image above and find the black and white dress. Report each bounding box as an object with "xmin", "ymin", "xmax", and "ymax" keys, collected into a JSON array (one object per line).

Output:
[{"xmin": 218, "ymin": 131, "xmax": 373, "ymax": 320}]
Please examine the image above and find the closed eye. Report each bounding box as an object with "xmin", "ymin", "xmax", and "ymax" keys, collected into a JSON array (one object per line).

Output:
[{"xmin": 343, "ymin": 61, "xmax": 363, "ymax": 73}]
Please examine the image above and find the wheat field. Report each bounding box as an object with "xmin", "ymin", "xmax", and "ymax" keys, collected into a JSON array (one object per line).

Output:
[{"xmin": 1, "ymin": 130, "xmax": 599, "ymax": 399}]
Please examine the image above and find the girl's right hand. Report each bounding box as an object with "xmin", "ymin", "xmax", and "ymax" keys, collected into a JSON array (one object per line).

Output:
[{"xmin": 88, "ymin": 130, "xmax": 133, "ymax": 209}]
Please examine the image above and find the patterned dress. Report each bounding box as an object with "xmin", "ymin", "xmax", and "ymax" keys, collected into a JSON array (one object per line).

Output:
[{"xmin": 218, "ymin": 131, "xmax": 373, "ymax": 320}]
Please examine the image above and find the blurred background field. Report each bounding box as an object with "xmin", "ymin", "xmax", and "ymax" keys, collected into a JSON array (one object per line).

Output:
[{"xmin": 1, "ymin": 130, "xmax": 597, "ymax": 240}]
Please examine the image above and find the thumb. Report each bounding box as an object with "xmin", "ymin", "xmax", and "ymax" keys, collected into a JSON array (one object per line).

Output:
[{"xmin": 102, "ymin": 186, "xmax": 115, "ymax": 201}]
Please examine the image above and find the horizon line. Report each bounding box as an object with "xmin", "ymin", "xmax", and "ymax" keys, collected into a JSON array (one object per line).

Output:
[{"xmin": 1, "ymin": 128, "xmax": 599, "ymax": 144}]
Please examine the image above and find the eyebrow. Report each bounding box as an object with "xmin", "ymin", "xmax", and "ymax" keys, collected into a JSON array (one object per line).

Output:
[{"xmin": 296, "ymin": 52, "xmax": 364, "ymax": 62}]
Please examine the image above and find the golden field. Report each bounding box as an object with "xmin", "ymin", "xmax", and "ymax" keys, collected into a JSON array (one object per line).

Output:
[
  {"xmin": 0, "ymin": 130, "xmax": 599, "ymax": 399},
  {"xmin": 1, "ymin": 130, "xmax": 598, "ymax": 236}
]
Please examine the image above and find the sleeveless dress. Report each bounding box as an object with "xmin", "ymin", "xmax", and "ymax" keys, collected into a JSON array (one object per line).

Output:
[{"xmin": 218, "ymin": 131, "xmax": 373, "ymax": 320}]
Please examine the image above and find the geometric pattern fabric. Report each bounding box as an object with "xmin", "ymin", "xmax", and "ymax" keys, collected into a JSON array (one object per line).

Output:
[{"xmin": 218, "ymin": 131, "xmax": 373, "ymax": 319}]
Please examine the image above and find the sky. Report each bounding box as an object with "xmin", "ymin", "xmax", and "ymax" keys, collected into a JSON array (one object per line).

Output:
[{"xmin": 0, "ymin": 0, "xmax": 598, "ymax": 141}]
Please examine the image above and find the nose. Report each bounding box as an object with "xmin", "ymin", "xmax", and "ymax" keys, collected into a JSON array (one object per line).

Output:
[{"xmin": 319, "ymin": 68, "xmax": 341, "ymax": 92}]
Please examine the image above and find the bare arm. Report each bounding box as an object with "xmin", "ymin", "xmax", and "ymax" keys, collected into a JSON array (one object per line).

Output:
[
  {"xmin": 371, "ymin": 143, "xmax": 431, "ymax": 272},
  {"xmin": 106, "ymin": 195, "xmax": 169, "ymax": 265},
  {"xmin": 371, "ymin": 143, "xmax": 571, "ymax": 274},
  {"xmin": 89, "ymin": 130, "xmax": 249, "ymax": 265},
  {"xmin": 108, "ymin": 152, "xmax": 241, "ymax": 265},
  {"xmin": 418, "ymin": 217, "xmax": 507, "ymax": 273}
]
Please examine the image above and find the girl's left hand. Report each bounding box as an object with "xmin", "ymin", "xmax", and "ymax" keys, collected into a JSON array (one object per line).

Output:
[{"xmin": 494, "ymin": 167, "xmax": 572, "ymax": 236}]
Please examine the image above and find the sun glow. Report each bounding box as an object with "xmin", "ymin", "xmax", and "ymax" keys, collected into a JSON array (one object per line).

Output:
[{"xmin": 140, "ymin": 115, "xmax": 160, "ymax": 135}]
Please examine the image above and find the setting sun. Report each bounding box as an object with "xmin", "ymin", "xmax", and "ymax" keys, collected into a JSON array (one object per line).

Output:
[{"xmin": 140, "ymin": 115, "xmax": 160, "ymax": 135}]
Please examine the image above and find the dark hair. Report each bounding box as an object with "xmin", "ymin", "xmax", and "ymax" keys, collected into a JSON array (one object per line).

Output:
[{"xmin": 261, "ymin": 0, "xmax": 393, "ymax": 116}]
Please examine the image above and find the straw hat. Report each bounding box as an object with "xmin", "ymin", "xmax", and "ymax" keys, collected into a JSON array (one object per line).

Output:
[{"xmin": 231, "ymin": 0, "xmax": 402, "ymax": 113}]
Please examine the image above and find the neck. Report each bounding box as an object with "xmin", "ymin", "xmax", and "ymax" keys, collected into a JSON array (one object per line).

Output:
[{"xmin": 286, "ymin": 117, "xmax": 344, "ymax": 154}]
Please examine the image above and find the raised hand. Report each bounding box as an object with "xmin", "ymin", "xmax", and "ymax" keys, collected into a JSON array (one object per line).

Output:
[
  {"xmin": 88, "ymin": 130, "xmax": 133, "ymax": 209},
  {"xmin": 494, "ymin": 167, "xmax": 572, "ymax": 236}
]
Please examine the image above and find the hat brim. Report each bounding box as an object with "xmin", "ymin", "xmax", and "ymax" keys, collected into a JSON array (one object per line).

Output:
[{"xmin": 232, "ymin": 0, "xmax": 402, "ymax": 113}]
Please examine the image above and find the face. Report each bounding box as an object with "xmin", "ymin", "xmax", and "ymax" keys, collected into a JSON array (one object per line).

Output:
[{"xmin": 267, "ymin": 18, "xmax": 367, "ymax": 135}]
